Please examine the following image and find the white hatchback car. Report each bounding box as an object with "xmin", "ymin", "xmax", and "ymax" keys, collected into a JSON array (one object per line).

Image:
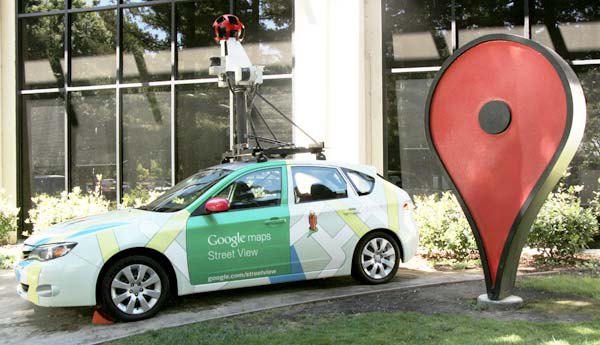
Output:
[{"xmin": 16, "ymin": 160, "xmax": 418, "ymax": 321}]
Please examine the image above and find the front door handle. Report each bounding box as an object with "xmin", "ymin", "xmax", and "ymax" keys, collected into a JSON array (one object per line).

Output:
[
  {"xmin": 343, "ymin": 208, "xmax": 359, "ymax": 215},
  {"xmin": 264, "ymin": 217, "xmax": 286, "ymax": 225}
]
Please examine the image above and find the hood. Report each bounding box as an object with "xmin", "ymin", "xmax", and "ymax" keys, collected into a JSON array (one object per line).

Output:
[{"xmin": 25, "ymin": 208, "xmax": 151, "ymax": 246}]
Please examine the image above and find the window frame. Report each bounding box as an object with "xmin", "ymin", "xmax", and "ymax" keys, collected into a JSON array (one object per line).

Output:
[{"xmin": 290, "ymin": 165, "xmax": 349, "ymax": 204}]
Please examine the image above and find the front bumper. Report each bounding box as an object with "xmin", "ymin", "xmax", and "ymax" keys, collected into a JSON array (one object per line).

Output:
[{"xmin": 15, "ymin": 253, "xmax": 99, "ymax": 307}]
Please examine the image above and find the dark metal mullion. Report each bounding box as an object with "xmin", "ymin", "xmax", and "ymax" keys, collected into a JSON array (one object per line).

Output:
[
  {"xmin": 15, "ymin": 3, "xmax": 25, "ymax": 238},
  {"xmin": 524, "ymin": 0, "xmax": 531, "ymax": 39},
  {"xmin": 451, "ymin": 0, "xmax": 458, "ymax": 51},
  {"xmin": 120, "ymin": 0, "xmax": 173, "ymax": 10},
  {"xmin": 17, "ymin": 0, "xmax": 182, "ymax": 17},
  {"xmin": 171, "ymin": 0, "xmax": 177, "ymax": 185},
  {"xmin": 381, "ymin": 1, "xmax": 389, "ymax": 178},
  {"xmin": 116, "ymin": 0, "xmax": 124, "ymax": 205},
  {"xmin": 17, "ymin": 10, "xmax": 66, "ymax": 18},
  {"xmin": 65, "ymin": 4, "xmax": 119, "ymax": 14},
  {"xmin": 64, "ymin": 0, "xmax": 72, "ymax": 192}
]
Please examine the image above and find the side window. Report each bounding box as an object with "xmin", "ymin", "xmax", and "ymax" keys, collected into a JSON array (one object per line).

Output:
[
  {"xmin": 215, "ymin": 168, "xmax": 282, "ymax": 210},
  {"xmin": 292, "ymin": 166, "xmax": 348, "ymax": 203},
  {"xmin": 343, "ymin": 169, "xmax": 375, "ymax": 196}
]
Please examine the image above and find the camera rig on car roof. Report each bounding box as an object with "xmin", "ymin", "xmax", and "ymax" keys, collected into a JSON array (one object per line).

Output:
[{"xmin": 209, "ymin": 14, "xmax": 326, "ymax": 163}]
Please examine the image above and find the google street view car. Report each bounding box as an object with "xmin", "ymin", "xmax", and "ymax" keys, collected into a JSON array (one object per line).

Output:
[
  {"xmin": 15, "ymin": 14, "xmax": 418, "ymax": 322},
  {"xmin": 16, "ymin": 160, "xmax": 418, "ymax": 321}
]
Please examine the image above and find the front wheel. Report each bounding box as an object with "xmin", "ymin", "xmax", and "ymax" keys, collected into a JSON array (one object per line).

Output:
[
  {"xmin": 99, "ymin": 255, "xmax": 170, "ymax": 322},
  {"xmin": 352, "ymin": 232, "xmax": 400, "ymax": 284}
]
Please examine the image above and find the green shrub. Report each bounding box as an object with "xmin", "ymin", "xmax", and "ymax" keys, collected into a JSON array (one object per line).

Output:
[
  {"xmin": 588, "ymin": 178, "xmax": 600, "ymax": 248},
  {"xmin": 0, "ymin": 190, "xmax": 20, "ymax": 245},
  {"xmin": 528, "ymin": 183, "xmax": 599, "ymax": 262},
  {"xmin": 26, "ymin": 187, "xmax": 112, "ymax": 235},
  {"xmin": 0, "ymin": 253, "xmax": 16, "ymax": 269},
  {"xmin": 121, "ymin": 187, "xmax": 164, "ymax": 209},
  {"xmin": 413, "ymin": 192, "xmax": 477, "ymax": 260}
]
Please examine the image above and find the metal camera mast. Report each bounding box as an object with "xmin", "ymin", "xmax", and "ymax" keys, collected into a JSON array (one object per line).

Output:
[{"xmin": 209, "ymin": 14, "xmax": 325, "ymax": 163}]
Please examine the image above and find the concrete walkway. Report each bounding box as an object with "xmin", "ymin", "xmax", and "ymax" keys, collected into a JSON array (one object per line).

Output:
[{"xmin": 0, "ymin": 267, "xmax": 489, "ymax": 345}]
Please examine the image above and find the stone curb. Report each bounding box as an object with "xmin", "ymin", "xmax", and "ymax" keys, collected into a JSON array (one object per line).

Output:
[{"xmin": 91, "ymin": 270, "xmax": 560, "ymax": 345}]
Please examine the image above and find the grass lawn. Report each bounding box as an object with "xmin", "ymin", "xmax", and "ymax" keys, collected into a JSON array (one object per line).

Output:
[{"xmin": 110, "ymin": 275, "xmax": 600, "ymax": 345}]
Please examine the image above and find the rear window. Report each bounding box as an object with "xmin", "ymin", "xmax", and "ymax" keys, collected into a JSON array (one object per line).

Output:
[{"xmin": 343, "ymin": 169, "xmax": 375, "ymax": 196}]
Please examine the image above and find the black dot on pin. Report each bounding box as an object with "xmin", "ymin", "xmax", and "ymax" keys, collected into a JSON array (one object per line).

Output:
[{"xmin": 479, "ymin": 100, "xmax": 512, "ymax": 135}]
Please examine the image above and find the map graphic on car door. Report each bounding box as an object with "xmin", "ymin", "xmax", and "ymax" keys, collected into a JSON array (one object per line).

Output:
[
  {"xmin": 287, "ymin": 166, "xmax": 360, "ymax": 279},
  {"xmin": 186, "ymin": 167, "xmax": 292, "ymax": 285}
]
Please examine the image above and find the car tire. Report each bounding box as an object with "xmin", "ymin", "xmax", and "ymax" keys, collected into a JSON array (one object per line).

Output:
[
  {"xmin": 352, "ymin": 231, "xmax": 400, "ymax": 284},
  {"xmin": 99, "ymin": 255, "xmax": 170, "ymax": 322}
]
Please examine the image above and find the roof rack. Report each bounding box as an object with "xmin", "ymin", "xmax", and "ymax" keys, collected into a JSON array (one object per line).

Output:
[{"xmin": 221, "ymin": 142, "xmax": 326, "ymax": 163}]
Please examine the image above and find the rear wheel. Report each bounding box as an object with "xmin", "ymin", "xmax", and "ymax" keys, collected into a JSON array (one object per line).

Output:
[
  {"xmin": 99, "ymin": 255, "xmax": 170, "ymax": 322},
  {"xmin": 352, "ymin": 232, "xmax": 400, "ymax": 284}
]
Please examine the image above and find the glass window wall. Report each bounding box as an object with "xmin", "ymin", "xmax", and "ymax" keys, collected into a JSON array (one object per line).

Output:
[
  {"xmin": 383, "ymin": 0, "xmax": 452, "ymax": 69},
  {"xmin": 383, "ymin": 0, "xmax": 600, "ymax": 199},
  {"xmin": 21, "ymin": 15, "xmax": 65, "ymax": 90},
  {"xmin": 21, "ymin": 93, "xmax": 66, "ymax": 221},
  {"xmin": 22, "ymin": 1, "xmax": 65, "ymax": 14},
  {"xmin": 176, "ymin": 1, "xmax": 231, "ymax": 80},
  {"xmin": 531, "ymin": 1, "xmax": 600, "ymax": 61},
  {"xmin": 71, "ymin": 10, "xmax": 117, "ymax": 86},
  {"xmin": 176, "ymin": 84, "xmax": 230, "ymax": 181},
  {"xmin": 18, "ymin": 1, "xmax": 294, "ymax": 237},
  {"xmin": 70, "ymin": 90, "xmax": 117, "ymax": 201},
  {"xmin": 122, "ymin": 87, "xmax": 172, "ymax": 194},
  {"xmin": 122, "ymin": 5, "xmax": 172, "ymax": 83},
  {"xmin": 456, "ymin": 0, "xmax": 525, "ymax": 47}
]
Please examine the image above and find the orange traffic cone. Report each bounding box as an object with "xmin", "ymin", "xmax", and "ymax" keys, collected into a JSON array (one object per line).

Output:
[{"xmin": 92, "ymin": 309, "xmax": 114, "ymax": 325}]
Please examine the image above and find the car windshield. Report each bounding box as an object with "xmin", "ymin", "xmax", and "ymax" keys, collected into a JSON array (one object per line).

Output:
[{"xmin": 140, "ymin": 168, "xmax": 232, "ymax": 213}]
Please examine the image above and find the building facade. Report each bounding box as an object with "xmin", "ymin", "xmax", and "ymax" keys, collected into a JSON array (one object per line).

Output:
[{"xmin": 0, "ymin": 0, "xmax": 597, "ymax": 236}]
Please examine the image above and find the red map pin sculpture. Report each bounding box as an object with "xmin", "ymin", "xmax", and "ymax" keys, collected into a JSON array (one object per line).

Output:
[{"xmin": 425, "ymin": 34, "xmax": 587, "ymax": 301}]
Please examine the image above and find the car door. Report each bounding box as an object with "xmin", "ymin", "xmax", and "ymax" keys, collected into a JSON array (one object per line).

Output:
[
  {"xmin": 287, "ymin": 165, "xmax": 361, "ymax": 280},
  {"xmin": 186, "ymin": 166, "xmax": 291, "ymax": 285}
]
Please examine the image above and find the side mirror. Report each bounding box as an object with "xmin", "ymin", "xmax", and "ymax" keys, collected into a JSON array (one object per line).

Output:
[{"xmin": 205, "ymin": 198, "xmax": 230, "ymax": 213}]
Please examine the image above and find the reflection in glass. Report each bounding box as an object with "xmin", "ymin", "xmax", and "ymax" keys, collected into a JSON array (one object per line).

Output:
[
  {"xmin": 387, "ymin": 73, "xmax": 449, "ymax": 196},
  {"xmin": 569, "ymin": 65, "xmax": 600, "ymax": 204},
  {"xmin": 22, "ymin": 0, "xmax": 65, "ymax": 13},
  {"xmin": 176, "ymin": 1, "xmax": 230, "ymax": 79},
  {"xmin": 21, "ymin": 15, "xmax": 65, "ymax": 90},
  {"xmin": 383, "ymin": 0, "xmax": 452, "ymax": 68},
  {"xmin": 71, "ymin": 10, "xmax": 117, "ymax": 86},
  {"xmin": 456, "ymin": 0, "xmax": 525, "ymax": 47},
  {"xmin": 251, "ymin": 79, "xmax": 293, "ymax": 146},
  {"xmin": 122, "ymin": 5, "xmax": 171, "ymax": 83},
  {"xmin": 176, "ymin": 84, "xmax": 230, "ymax": 181},
  {"xmin": 123, "ymin": 87, "xmax": 171, "ymax": 193},
  {"xmin": 532, "ymin": 1, "xmax": 600, "ymax": 61},
  {"xmin": 70, "ymin": 90, "xmax": 117, "ymax": 201},
  {"xmin": 23, "ymin": 94, "xmax": 65, "ymax": 198},
  {"xmin": 237, "ymin": 0, "xmax": 294, "ymax": 74},
  {"xmin": 71, "ymin": 0, "xmax": 117, "ymax": 8}
]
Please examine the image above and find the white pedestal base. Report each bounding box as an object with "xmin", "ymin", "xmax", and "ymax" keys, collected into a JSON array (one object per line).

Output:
[{"xmin": 477, "ymin": 294, "xmax": 523, "ymax": 310}]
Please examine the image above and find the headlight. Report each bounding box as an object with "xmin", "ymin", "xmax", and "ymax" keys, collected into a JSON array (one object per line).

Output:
[{"xmin": 29, "ymin": 242, "xmax": 77, "ymax": 261}]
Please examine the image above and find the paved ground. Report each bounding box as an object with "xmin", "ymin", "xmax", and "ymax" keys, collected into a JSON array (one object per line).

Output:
[{"xmin": 0, "ymin": 266, "xmax": 487, "ymax": 345}]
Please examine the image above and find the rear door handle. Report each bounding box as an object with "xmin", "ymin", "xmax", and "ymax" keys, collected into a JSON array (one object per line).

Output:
[
  {"xmin": 343, "ymin": 208, "xmax": 359, "ymax": 215},
  {"xmin": 264, "ymin": 217, "xmax": 286, "ymax": 225}
]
